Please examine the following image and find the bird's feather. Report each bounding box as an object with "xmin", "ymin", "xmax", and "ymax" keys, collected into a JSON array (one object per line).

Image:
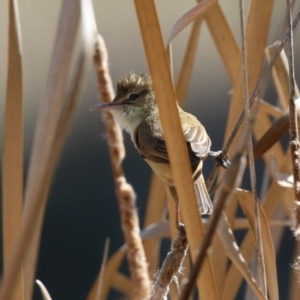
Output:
[{"xmin": 179, "ymin": 109, "xmax": 211, "ymax": 159}]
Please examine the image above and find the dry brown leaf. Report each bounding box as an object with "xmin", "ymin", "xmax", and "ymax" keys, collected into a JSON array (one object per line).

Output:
[
  {"xmin": 141, "ymin": 222, "xmax": 170, "ymax": 240},
  {"xmin": 217, "ymin": 214, "xmax": 267, "ymax": 300},
  {"xmin": 237, "ymin": 189, "xmax": 279, "ymax": 300},
  {"xmin": 223, "ymin": 177, "xmax": 293, "ymax": 300},
  {"xmin": 167, "ymin": 0, "xmax": 216, "ymax": 44}
]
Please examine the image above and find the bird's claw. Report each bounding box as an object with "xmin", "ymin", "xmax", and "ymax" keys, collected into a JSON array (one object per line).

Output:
[{"xmin": 209, "ymin": 150, "xmax": 231, "ymax": 169}]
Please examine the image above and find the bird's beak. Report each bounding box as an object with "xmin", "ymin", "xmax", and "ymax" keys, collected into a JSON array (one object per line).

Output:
[{"xmin": 89, "ymin": 102, "xmax": 124, "ymax": 111}]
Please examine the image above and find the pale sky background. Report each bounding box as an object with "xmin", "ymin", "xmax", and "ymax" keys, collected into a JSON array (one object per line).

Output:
[{"xmin": 0, "ymin": 1, "xmax": 299, "ymax": 299}]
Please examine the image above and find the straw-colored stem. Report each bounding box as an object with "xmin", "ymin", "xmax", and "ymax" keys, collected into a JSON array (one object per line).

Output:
[
  {"xmin": 239, "ymin": 0, "xmax": 266, "ymax": 295},
  {"xmin": 143, "ymin": 175, "xmax": 166, "ymax": 275},
  {"xmin": 0, "ymin": 1, "xmax": 81, "ymax": 299},
  {"xmin": 133, "ymin": 1, "xmax": 218, "ymax": 298},
  {"xmin": 2, "ymin": 0, "xmax": 24, "ymax": 299},
  {"xmin": 93, "ymin": 34, "xmax": 151, "ymax": 300},
  {"xmin": 94, "ymin": 239, "xmax": 110, "ymax": 300},
  {"xmin": 175, "ymin": 16, "xmax": 203, "ymax": 105},
  {"xmin": 179, "ymin": 152, "xmax": 246, "ymax": 300}
]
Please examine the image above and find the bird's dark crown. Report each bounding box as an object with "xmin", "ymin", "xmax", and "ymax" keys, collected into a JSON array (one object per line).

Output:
[{"xmin": 115, "ymin": 72, "xmax": 152, "ymax": 98}]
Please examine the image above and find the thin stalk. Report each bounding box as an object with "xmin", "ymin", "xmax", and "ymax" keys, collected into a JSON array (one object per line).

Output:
[
  {"xmin": 239, "ymin": 0, "xmax": 267, "ymax": 296},
  {"xmin": 2, "ymin": 0, "xmax": 23, "ymax": 299},
  {"xmin": 95, "ymin": 239, "xmax": 110, "ymax": 300}
]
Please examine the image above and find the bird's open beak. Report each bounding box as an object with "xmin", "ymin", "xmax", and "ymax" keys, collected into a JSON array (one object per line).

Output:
[{"xmin": 89, "ymin": 102, "xmax": 124, "ymax": 111}]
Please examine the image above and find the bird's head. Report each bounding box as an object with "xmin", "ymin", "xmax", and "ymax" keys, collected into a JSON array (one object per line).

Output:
[{"xmin": 90, "ymin": 72, "xmax": 157, "ymax": 134}]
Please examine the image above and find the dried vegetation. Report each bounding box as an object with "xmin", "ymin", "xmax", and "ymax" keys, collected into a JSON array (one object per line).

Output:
[{"xmin": 1, "ymin": 0, "xmax": 300, "ymax": 299}]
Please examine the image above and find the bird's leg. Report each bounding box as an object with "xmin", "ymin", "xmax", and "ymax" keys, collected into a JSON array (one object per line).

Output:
[
  {"xmin": 208, "ymin": 150, "xmax": 231, "ymax": 169},
  {"xmin": 168, "ymin": 186, "xmax": 181, "ymax": 229},
  {"xmin": 175, "ymin": 202, "xmax": 180, "ymax": 230}
]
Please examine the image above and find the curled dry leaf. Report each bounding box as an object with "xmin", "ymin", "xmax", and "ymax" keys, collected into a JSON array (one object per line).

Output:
[
  {"xmin": 140, "ymin": 221, "xmax": 170, "ymax": 240},
  {"xmin": 218, "ymin": 214, "xmax": 268, "ymax": 300},
  {"xmin": 167, "ymin": 0, "xmax": 216, "ymax": 44},
  {"xmin": 36, "ymin": 280, "xmax": 52, "ymax": 300}
]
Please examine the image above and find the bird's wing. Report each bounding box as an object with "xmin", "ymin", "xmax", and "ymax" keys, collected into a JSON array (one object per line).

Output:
[
  {"xmin": 179, "ymin": 110, "xmax": 211, "ymax": 159},
  {"xmin": 134, "ymin": 119, "xmax": 170, "ymax": 164}
]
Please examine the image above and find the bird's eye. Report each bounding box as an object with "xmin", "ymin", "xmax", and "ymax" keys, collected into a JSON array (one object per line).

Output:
[{"xmin": 129, "ymin": 93, "xmax": 139, "ymax": 101}]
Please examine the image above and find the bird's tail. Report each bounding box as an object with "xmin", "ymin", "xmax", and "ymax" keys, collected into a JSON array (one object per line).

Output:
[{"xmin": 195, "ymin": 174, "xmax": 213, "ymax": 215}]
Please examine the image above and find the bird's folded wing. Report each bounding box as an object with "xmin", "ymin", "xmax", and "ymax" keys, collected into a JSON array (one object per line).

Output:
[
  {"xmin": 134, "ymin": 114, "xmax": 205, "ymax": 168},
  {"xmin": 180, "ymin": 111, "xmax": 211, "ymax": 159},
  {"xmin": 134, "ymin": 120, "xmax": 170, "ymax": 164}
]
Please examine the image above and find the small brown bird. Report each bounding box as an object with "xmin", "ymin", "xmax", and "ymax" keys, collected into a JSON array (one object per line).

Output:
[{"xmin": 91, "ymin": 72, "xmax": 216, "ymax": 223}]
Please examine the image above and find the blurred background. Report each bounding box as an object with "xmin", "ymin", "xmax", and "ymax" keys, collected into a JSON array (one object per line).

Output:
[{"xmin": 0, "ymin": 0, "xmax": 299, "ymax": 299}]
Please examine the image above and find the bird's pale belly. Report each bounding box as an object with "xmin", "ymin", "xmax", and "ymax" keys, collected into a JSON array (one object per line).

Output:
[
  {"xmin": 145, "ymin": 159, "xmax": 174, "ymax": 186},
  {"xmin": 145, "ymin": 158, "xmax": 203, "ymax": 187}
]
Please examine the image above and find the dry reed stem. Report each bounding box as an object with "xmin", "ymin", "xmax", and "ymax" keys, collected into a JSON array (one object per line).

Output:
[
  {"xmin": 204, "ymin": 2, "xmax": 240, "ymax": 83},
  {"xmin": 95, "ymin": 239, "xmax": 110, "ymax": 300},
  {"xmin": 111, "ymin": 273, "xmax": 133, "ymax": 296},
  {"xmin": 286, "ymin": 1, "xmax": 300, "ymax": 245},
  {"xmin": 24, "ymin": 48, "xmax": 88, "ymax": 300},
  {"xmin": 93, "ymin": 34, "xmax": 150, "ymax": 300},
  {"xmin": 253, "ymin": 100, "xmax": 300, "ymax": 161},
  {"xmin": 206, "ymin": 1, "xmax": 272, "ymax": 293},
  {"xmin": 150, "ymin": 225, "xmax": 188, "ymax": 300},
  {"xmin": 0, "ymin": 2, "xmax": 81, "ymax": 300},
  {"xmin": 175, "ymin": 16, "xmax": 202, "ymax": 105},
  {"xmin": 253, "ymin": 109, "xmax": 286, "ymax": 178},
  {"xmin": 133, "ymin": 1, "xmax": 218, "ymax": 298},
  {"xmin": 237, "ymin": 190, "xmax": 279, "ymax": 300},
  {"xmin": 179, "ymin": 151, "xmax": 246, "ymax": 300},
  {"xmin": 222, "ymin": 157, "xmax": 294, "ymax": 299},
  {"xmin": 233, "ymin": 218, "xmax": 292, "ymax": 230},
  {"xmin": 143, "ymin": 175, "xmax": 166, "ymax": 275},
  {"xmin": 207, "ymin": 10, "xmax": 300, "ymax": 192},
  {"xmin": 239, "ymin": 0, "xmax": 266, "ymax": 295},
  {"xmin": 2, "ymin": 0, "xmax": 24, "ymax": 299},
  {"xmin": 266, "ymin": 46, "xmax": 298, "ymax": 107},
  {"xmin": 87, "ymin": 248, "xmax": 126, "ymax": 300},
  {"xmin": 222, "ymin": 0, "xmax": 274, "ymax": 155}
]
